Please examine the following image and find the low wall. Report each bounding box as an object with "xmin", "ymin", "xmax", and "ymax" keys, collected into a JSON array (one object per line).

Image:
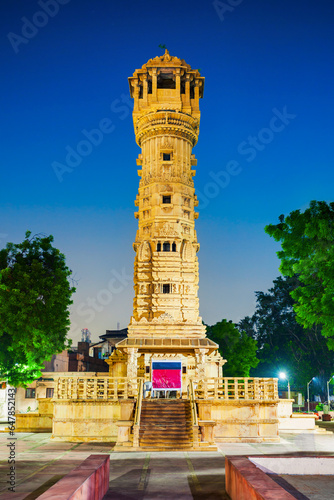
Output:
[
  {"xmin": 225, "ymin": 456, "xmax": 295, "ymax": 500},
  {"xmin": 52, "ymin": 400, "xmax": 134, "ymax": 442},
  {"xmin": 36, "ymin": 454, "xmax": 109, "ymax": 500},
  {"xmin": 15, "ymin": 413, "xmax": 52, "ymax": 433},
  {"xmin": 15, "ymin": 398, "xmax": 54, "ymax": 432},
  {"xmin": 197, "ymin": 400, "xmax": 279, "ymax": 442},
  {"xmin": 279, "ymin": 413, "xmax": 316, "ymax": 431}
]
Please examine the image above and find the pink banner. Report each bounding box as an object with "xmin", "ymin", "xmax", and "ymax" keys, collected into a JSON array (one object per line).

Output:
[{"xmin": 152, "ymin": 369, "xmax": 181, "ymax": 389}]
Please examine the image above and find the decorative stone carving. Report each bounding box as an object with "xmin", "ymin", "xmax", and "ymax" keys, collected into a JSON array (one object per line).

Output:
[
  {"xmin": 195, "ymin": 349, "xmax": 208, "ymax": 379},
  {"xmin": 159, "ymin": 312, "xmax": 175, "ymax": 323},
  {"xmin": 138, "ymin": 241, "xmax": 151, "ymax": 262},
  {"xmin": 182, "ymin": 241, "xmax": 194, "ymax": 262},
  {"xmin": 158, "ymin": 222, "xmax": 178, "ymax": 237}
]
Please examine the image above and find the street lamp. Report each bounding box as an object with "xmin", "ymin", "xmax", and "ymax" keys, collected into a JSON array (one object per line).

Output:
[
  {"xmin": 327, "ymin": 375, "xmax": 334, "ymax": 408},
  {"xmin": 307, "ymin": 377, "xmax": 315, "ymax": 413},
  {"xmin": 279, "ymin": 372, "xmax": 291, "ymax": 400}
]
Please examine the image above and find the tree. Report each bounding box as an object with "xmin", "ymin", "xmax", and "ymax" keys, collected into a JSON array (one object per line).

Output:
[
  {"xmin": 239, "ymin": 275, "xmax": 334, "ymax": 396},
  {"xmin": 0, "ymin": 232, "xmax": 75, "ymax": 386},
  {"xmin": 265, "ymin": 201, "xmax": 334, "ymax": 349},
  {"xmin": 206, "ymin": 320, "xmax": 259, "ymax": 376}
]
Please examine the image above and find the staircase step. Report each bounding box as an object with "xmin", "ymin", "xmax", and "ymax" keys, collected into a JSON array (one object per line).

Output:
[{"xmin": 137, "ymin": 399, "xmax": 194, "ymax": 450}]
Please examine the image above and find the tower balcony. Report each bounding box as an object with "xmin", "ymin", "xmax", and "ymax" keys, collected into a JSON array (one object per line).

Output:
[{"xmin": 134, "ymin": 111, "xmax": 199, "ymax": 147}]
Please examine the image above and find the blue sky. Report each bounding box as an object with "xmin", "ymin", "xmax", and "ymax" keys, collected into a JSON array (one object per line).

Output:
[{"xmin": 1, "ymin": 0, "xmax": 333, "ymax": 343}]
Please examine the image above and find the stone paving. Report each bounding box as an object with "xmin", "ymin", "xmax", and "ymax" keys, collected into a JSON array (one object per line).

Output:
[{"xmin": 0, "ymin": 431, "xmax": 333, "ymax": 499}]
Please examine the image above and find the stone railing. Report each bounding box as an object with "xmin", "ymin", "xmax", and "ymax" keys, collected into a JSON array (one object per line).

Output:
[
  {"xmin": 192, "ymin": 378, "xmax": 278, "ymax": 401},
  {"xmin": 53, "ymin": 376, "xmax": 144, "ymax": 401}
]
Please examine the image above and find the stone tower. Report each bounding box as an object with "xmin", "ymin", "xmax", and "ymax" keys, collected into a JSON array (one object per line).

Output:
[{"xmin": 115, "ymin": 50, "xmax": 222, "ymax": 379}]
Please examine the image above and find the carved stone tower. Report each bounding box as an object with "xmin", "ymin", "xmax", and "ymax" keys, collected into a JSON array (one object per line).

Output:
[{"xmin": 115, "ymin": 50, "xmax": 221, "ymax": 379}]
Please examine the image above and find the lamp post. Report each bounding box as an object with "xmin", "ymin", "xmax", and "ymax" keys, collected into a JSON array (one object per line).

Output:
[
  {"xmin": 327, "ymin": 375, "xmax": 334, "ymax": 408},
  {"xmin": 279, "ymin": 372, "xmax": 291, "ymax": 400},
  {"xmin": 307, "ymin": 377, "xmax": 314, "ymax": 413}
]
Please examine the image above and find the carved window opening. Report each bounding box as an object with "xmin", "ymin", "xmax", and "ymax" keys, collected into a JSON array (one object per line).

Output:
[
  {"xmin": 157, "ymin": 71, "xmax": 175, "ymax": 89},
  {"xmin": 182, "ymin": 366, "xmax": 187, "ymax": 374},
  {"xmin": 163, "ymin": 242, "xmax": 170, "ymax": 252},
  {"xmin": 163, "ymin": 284, "xmax": 171, "ymax": 294},
  {"xmin": 172, "ymin": 242, "xmax": 176, "ymax": 252},
  {"xmin": 162, "ymin": 195, "xmax": 171, "ymax": 204},
  {"xmin": 163, "ymin": 153, "xmax": 171, "ymax": 161},
  {"xmin": 157, "ymin": 242, "xmax": 161, "ymax": 252},
  {"xmin": 183, "ymin": 197, "xmax": 190, "ymax": 207},
  {"xmin": 139, "ymin": 85, "xmax": 143, "ymax": 99},
  {"xmin": 184, "ymin": 210, "xmax": 190, "ymax": 219},
  {"xmin": 145, "ymin": 366, "xmax": 150, "ymax": 374}
]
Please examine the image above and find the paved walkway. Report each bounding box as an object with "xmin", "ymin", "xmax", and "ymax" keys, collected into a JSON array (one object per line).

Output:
[{"xmin": 0, "ymin": 431, "xmax": 333, "ymax": 499}]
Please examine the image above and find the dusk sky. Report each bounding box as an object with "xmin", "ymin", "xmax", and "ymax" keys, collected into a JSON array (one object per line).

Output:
[{"xmin": 1, "ymin": 0, "xmax": 333, "ymax": 344}]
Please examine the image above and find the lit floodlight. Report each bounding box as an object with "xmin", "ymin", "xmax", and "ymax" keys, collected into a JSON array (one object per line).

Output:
[{"xmin": 279, "ymin": 372, "xmax": 290, "ymax": 399}]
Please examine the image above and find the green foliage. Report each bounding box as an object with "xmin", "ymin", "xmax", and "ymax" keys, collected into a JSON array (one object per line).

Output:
[
  {"xmin": 265, "ymin": 201, "xmax": 334, "ymax": 349},
  {"xmin": 240, "ymin": 275, "xmax": 334, "ymax": 394},
  {"xmin": 206, "ymin": 320, "xmax": 259, "ymax": 376},
  {"xmin": 0, "ymin": 231, "xmax": 75, "ymax": 386}
]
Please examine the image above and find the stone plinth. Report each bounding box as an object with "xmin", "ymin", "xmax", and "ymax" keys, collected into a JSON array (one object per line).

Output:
[
  {"xmin": 198, "ymin": 400, "xmax": 279, "ymax": 443},
  {"xmin": 199, "ymin": 420, "xmax": 216, "ymax": 445},
  {"xmin": 114, "ymin": 420, "xmax": 133, "ymax": 450},
  {"xmin": 52, "ymin": 400, "xmax": 121, "ymax": 442}
]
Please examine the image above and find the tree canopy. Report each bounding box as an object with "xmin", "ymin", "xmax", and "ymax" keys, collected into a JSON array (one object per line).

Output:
[
  {"xmin": 206, "ymin": 319, "xmax": 259, "ymax": 376},
  {"xmin": 0, "ymin": 232, "xmax": 75, "ymax": 386},
  {"xmin": 265, "ymin": 201, "xmax": 334, "ymax": 349},
  {"xmin": 239, "ymin": 275, "xmax": 334, "ymax": 395}
]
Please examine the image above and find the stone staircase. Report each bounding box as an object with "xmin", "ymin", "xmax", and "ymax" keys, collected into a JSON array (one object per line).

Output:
[{"xmin": 139, "ymin": 399, "xmax": 195, "ymax": 450}]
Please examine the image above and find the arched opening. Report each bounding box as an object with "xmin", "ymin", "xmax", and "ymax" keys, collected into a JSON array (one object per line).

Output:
[
  {"xmin": 163, "ymin": 242, "xmax": 170, "ymax": 252},
  {"xmin": 157, "ymin": 242, "xmax": 161, "ymax": 252},
  {"xmin": 172, "ymin": 242, "xmax": 176, "ymax": 252},
  {"xmin": 157, "ymin": 72, "xmax": 175, "ymax": 89}
]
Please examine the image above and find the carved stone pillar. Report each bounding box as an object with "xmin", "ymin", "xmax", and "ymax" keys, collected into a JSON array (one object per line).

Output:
[
  {"xmin": 152, "ymin": 68, "xmax": 157, "ymax": 100},
  {"xmin": 126, "ymin": 347, "xmax": 138, "ymax": 379},
  {"xmin": 195, "ymin": 348, "xmax": 208, "ymax": 379}
]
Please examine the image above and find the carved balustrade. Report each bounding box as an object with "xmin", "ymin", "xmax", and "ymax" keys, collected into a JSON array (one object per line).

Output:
[
  {"xmin": 53, "ymin": 376, "xmax": 145, "ymax": 401},
  {"xmin": 192, "ymin": 378, "xmax": 278, "ymax": 402}
]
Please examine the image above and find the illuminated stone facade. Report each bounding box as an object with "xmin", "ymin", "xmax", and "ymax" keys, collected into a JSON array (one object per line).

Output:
[
  {"xmin": 112, "ymin": 50, "xmax": 224, "ymax": 381},
  {"xmin": 129, "ymin": 50, "xmax": 206, "ymax": 338}
]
